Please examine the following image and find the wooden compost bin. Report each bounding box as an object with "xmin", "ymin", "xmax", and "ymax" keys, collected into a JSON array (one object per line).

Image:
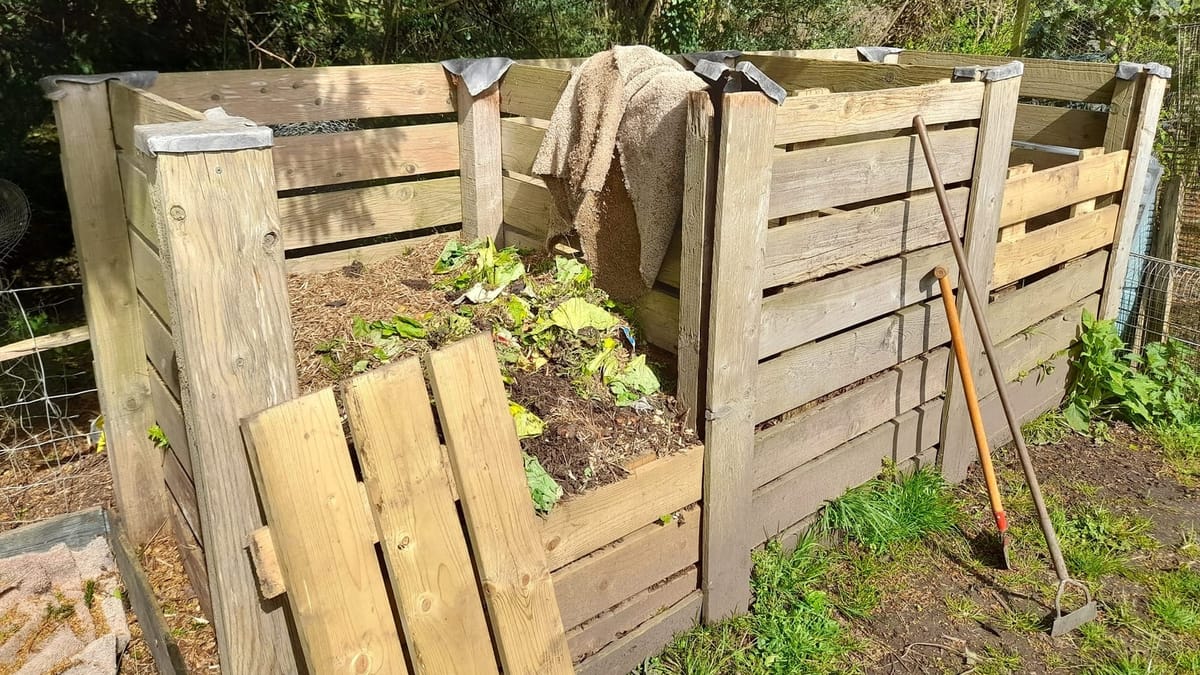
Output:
[{"xmin": 45, "ymin": 47, "xmax": 1168, "ymax": 672}]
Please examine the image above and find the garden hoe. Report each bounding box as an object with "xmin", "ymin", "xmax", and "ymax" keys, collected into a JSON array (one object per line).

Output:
[
  {"xmin": 933, "ymin": 265, "xmax": 1012, "ymax": 570},
  {"xmin": 913, "ymin": 115, "xmax": 1097, "ymax": 636}
]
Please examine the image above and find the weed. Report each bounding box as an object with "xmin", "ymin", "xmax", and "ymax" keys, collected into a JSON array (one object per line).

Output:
[
  {"xmin": 1079, "ymin": 621, "xmax": 1119, "ymax": 654},
  {"xmin": 1154, "ymin": 423, "xmax": 1200, "ymax": 485},
  {"xmin": 994, "ymin": 606, "xmax": 1044, "ymax": 633},
  {"xmin": 1148, "ymin": 567, "xmax": 1200, "ymax": 636},
  {"xmin": 648, "ymin": 617, "xmax": 758, "ymax": 675},
  {"xmin": 1087, "ymin": 653, "xmax": 1169, "ymax": 675},
  {"xmin": 44, "ymin": 592, "xmax": 73, "ymax": 621},
  {"xmin": 1024, "ymin": 410, "xmax": 1073, "ymax": 445},
  {"xmin": 1175, "ymin": 649, "xmax": 1200, "ymax": 673},
  {"xmin": 820, "ymin": 467, "xmax": 957, "ymax": 553},
  {"xmin": 826, "ymin": 548, "xmax": 890, "ymax": 619},
  {"xmin": 945, "ymin": 594, "xmax": 986, "ymax": 623},
  {"xmin": 1052, "ymin": 505, "xmax": 1157, "ymax": 580},
  {"xmin": 975, "ymin": 646, "xmax": 1022, "ymax": 675},
  {"xmin": 1180, "ymin": 527, "xmax": 1200, "ymax": 559},
  {"xmin": 82, "ymin": 579, "xmax": 96, "ymax": 609}
]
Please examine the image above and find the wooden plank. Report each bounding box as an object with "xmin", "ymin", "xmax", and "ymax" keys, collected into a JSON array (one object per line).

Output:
[
  {"xmin": 163, "ymin": 446, "xmax": 200, "ymax": 543},
  {"xmin": 138, "ymin": 298, "xmax": 179, "ymax": 398},
  {"xmin": 502, "ymin": 175, "xmax": 554, "ymax": 237},
  {"xmin": 939, "ymin": 74, "xmax": 1020, "ymax": 482},
  {"xmin": 755, "ymin": 348, "xmax": 949, "ymax": 487},
  {"xmin": 999, "ymin": 150, "xmax": 1128, "ymax": 226},
  {"xmin": 759, "ymin": 242, "xmax": 958, "ymax": 358},
  {"xmin": 744, "ymin": 55, "xmax": 954, "ymax": 93},
  {"xmin": 567, "ymin": 567, "xmax": 698, "ymax": 661},
  {"xmin": 992, "ymin": 204, "xmax": 1119, "ymax": 287},
  {"xmin": 755, "ymin": 299, "xmax": 950, "ymax": 424},
  {"xmin": 677, "ymin": 92, "xmax": 717, "ymax": 431},
  {"xmin": 0, "ymin": 325, "xmax": 90, "ymax": 363},
  {"xmin": 150, "ymin": 144, "xmax": 300, "ymax": 672},
  {"xmin": 148, "ymin": 366, "xmax": 191, "ymax": 478},
  {"xmin": 768, "ymin": 127, "xmax": 978, "ymax": 218},
  {"xmin": 554, "ymin": 508, "xmax": 700, "ymax": 629},
  {"xmin": 542, "ymin": 445, "xmax": 702, "ymax": 571},
  {"xmin": 166, "ymin": 496, "xmax": 212, "ymax": 620},
  {"xmin": 342, "ymin": 358, "xmax": 498, "ymax": 675},
  {"xmin": 575, "ymin": 592, "xmax": 701, "ymax": 675},
  {"xmin": 1100, "ymin": 74, "xmax": 1169, "ymax": 319},
  {"xmin": 762, "ymin": 187, "xmax": 969, "ymax": 288},
  {"xmin": 149, "ymin": 63, "xmax": 455, "ymax": 124},
  {"xmin": 273, "ymin": 123, "xmax": 459, "ymax": 190},
  {"xmin": 773, "ymin": 81, "xmax": 984, "ymax": 145},
  {"xmin": 981, "ymin": 353, "xmax": 1071, "ymax": 449},
  {"xmin": 753, "ymin": 399, "xmax": 944, "ymax": 539},
  {"xmin": 743, "ymin": 48, "xmax": 866, "ymax": 61},
  {"xmin": 0, "ymin": 507, "xmax": 107, "ymax": 556},
  {"xmin": 457, "ymin": 82, "xmax": 504, "ymax": 244},
  {"xmin": 1000, "ymin": 163, "xmax": 1034, "ymax": 242},
  {"xmin": 424, "ymin": 334, "xmax": 572, "ymax": 674},
  {"xmin": 700, "ymin": 92, "xmax": 777, "ymax": 621},
  {"xmin": 51, "ymin": 81, "xmax": 168, "ymax": 546},
  {"xmin": 499, "ymin": 65, "xmax": 571, "ymax": 119},
  {"xmin": 117, "ymin": 154, "xmax": 157, "ymax": 250},
  {"xmin": 633, "ymin": 289, "xmax": 680, "ymax": 353},
  {"xmin": 285, "ymin": 230, "xmax": 458, "ymax": 275},
  {"xmin": 243, "ymin": 389, "xmax": 406, "ymax": 673},
  {"xmin": 989, "ymin": 250, "xmax": 1108, "ymax": 344},
  {"xmin": 1071, "ymin": 148, "xmax": 1107, "ymax": 216},
  {"xmin": 108, "ymin": 81, "xmax": 203, "ymax": 153},
  {"xmin": 1103, "ymin": 77, "xmax": 1141, "ymax": 153},
  {"xmin": 501, "ymin": 119, "xmax": 547, "ymax": 176},
  {"xmin": 898, "ymin": 51, "xmax": 1116, "ymax": 103},
  {"xmin": 107, "ymin": 523, "xmax": 190, "ymax": 675},
  {"xmin": 129, "ymin": 230, "xmax": 169, "ymax": 322},
  {"xmin": 988, "ymin": 295, "xmax": 1098, "ymax": 388},
  {"xmin": 1013, "ymin": 104, "xmax": 1107, "ymax": 148}
]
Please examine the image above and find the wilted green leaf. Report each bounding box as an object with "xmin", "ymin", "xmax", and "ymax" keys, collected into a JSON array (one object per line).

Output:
[
  {"xmin": 550, "ymin": 298, "xmax": 618, "ymax": 333},
  {"xmin": 509, "ymin": 401, "xmax": 545, "ymax": 438},
  {"xmin": 609, "ymin": 354, "xmax": 660, "ymax": 406},
  {"xmin": 554, "ymin": 257, "xmax": 593, "ymax": 286},
  {"xmin": 523, "ymin": 453, "xmax": 563, "ymax": 513}
]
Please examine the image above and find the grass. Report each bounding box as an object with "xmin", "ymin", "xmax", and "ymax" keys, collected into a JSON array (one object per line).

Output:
[
  {"xmin": 1025, "ymin": 410, "xmax": 1072, "ymax": 445},
  {"xmin": 1154, "ymin": 423, "xmax": 1200, "ymax": 486},
  {"xmin": 1149, "ymin": 568, "xmax": 1200, "ymax": 636},
  {"xmin": 819, "ymin": 466, "xmax": 957, "ymax": 553},
  {"xmin": 945, "ymin": 594, "xmax": 986, "ymax": 623},
  {"xmin": 1050, "ymin": 505, "xmax": 1158, "ymax": 581}
]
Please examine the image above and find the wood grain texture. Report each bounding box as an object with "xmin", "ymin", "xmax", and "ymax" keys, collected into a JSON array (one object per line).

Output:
[
  {"xmin": 107, "ymin": 525, "xmax": 190, "ymax": 675},
  {"xmin": 762, "ymin": 187, "xmax": 969, "ymax": 288},
  {"xmin": 499, "ymin": 65, "xmax": 571, "ymax": 119},
  {"xmin": 457, "ymin": 83, "xmax": 504, "ymax": 243},
  {"xmin": 150, "ymin": 146, "xmax": 299, "ymax": 673},
  {"xmin": 999, "ymin": 150, "xmax": 1127, "ymax": 226},
  {"xmin": 148, "ymin": 366, "xmax": 191, "ymax": 477},
  {"xmin": 502, "ymin": 175, "xmax": 554, "ymax": 237},
  {"xmin": 633, "ymin": 289, "xmax": 680, "ymax": 353},
  {"xmin": 768, "ymin": 127, "xmax": 978, "ymax": 218},
  {"xmin": 701, "ymin": 92, "xmax": 777, "ymax": 621},
  {"xmin": 980, "ymin": 353, "xmax": 1071, "ymax": 449},
  {"xmin": 1103, "ymin": 77, "xmax": 1141, "ymax": 154},
  {"xmin": 243, "ymin": 390, "xmax": 406, "ymax": 674},
  {"xmin": 575, "ymin": 592, "xmax": 701, "ymax": 675},
  {"xmin": 773, "ymin": 81, "xmax": 983, "ymax": 145},
  {"xmin": 129, "ymin": 230, "xmax": 169, "ymax": 322},
  {"xmin": 541, "ymin": 445, "xmax": 702, "ymax": 571},
  {"xmin": 117, "ymin": 155, "xmax": 157, "ymax": 251},
  {"xmin": 277, "ymin": 175, "xmax": 462, "ymax": 249},
  {"xmin": 343, "ymin": 358, "xmax": 498, "ymax": 675},
  {"xmin": 989, "ymin": 251, "xmax": 1108, "ymax": 344},
  {"xmin": 759, "ymin": 242, "xmax": 958, "ymax": 358},
  {"xmin": 755, "ymin": 348, "xmax": 949, "ymax": 487},
  {"xmin": 500, "ymin": 119, "xmax": 547, "ymax": 176},
  {"xmin": 744, "ymin": 55, "xmax": 953, "ymax": 94},
  {"xmin": 51, "ymin": 81, "xmax": 167, "ymax": 546},
  {"xmin": 1013, "ymin": 104, "xmax": 1107, "ymax": 148},
  {"xmin": 273, "ymin": 122, "xmax": 459, "ymax": 190},
  {"xmin": 138, "ymin": 298, "xmax": 179, "ymax": 398},
  {"xmin": 755, "ymin": 299, "xmax": 951, "ymax": 424},
  {"xmin": 985, "ymin": 295, "xmax": 1098, "ymax": 390},
  {"xmin": 992, "ymin": 204, "xmax": 1118, "ymax": 287},
  {"xmin": 284, "ymin": 230, "xmax": 459, "ymax": 275},
  {"xmin": 108, "ymin": 81, "xmax": 203, "ymax": 153},
  {"xmin": 162, "ymin": 443, "xmax": 199, "ymax": 544},
  {"xmin": 150, "ymin": 63, "xmax": 455, "ymax": 124},
  {"xmin": 0, "ymin": 325, "xmax": 90, "ymax": 364},
  {"xmin": 567, "ymin": 568, "xmax": 698, "ymax": 662},
  {"xmin": 167, "ymin": 495, "xmax": 212, "ymax": 620},
  {"xmin": 1100, "ymin": 75, "xmax": 1169, "ymax": 319},
  {"xmin": 898, "ymin": 51, "xmax": 1116, "ymax": 103},
  {"xmin": 424, "ymin": 333, "xmax": 572, "ymax": 674}
]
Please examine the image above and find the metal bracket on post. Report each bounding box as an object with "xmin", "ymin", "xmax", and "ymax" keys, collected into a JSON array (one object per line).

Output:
[
  {"xmin": 440, "ymin": 57, "xmax": 515, "ymax": 96},
  {"xmin": 134, "ymin": 108, "xmax": 272, "ymax": 156},
  {"xmin": 692, "ymin": 60, "xmax": 786, "ymax": 105},
  {"xmin": 683, "ymin": 51, "xmax": 741, "ymax": 67},
  {"xmin": 1117, "ymin": 61, "xmax": 1174, "ymax": 80},
  {"xmin": 856, "ymin": 46, "xmax": 904, "ymax": 63},
  {"xmin": 39, "ymin": 71, "xmax": 158, "ymax": 101},
  {"xmin": 953, "ymin": 61, "xmax": 1025, "ymax": 83}
]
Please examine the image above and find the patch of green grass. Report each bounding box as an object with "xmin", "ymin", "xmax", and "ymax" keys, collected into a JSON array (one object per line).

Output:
[
  {"xmin": 945, "ymin": 594, "xmax": 986, "ymax": 623},
  {"xmin": 1079, "ymin": 621, "xmax": 1120, "ymax": 654},
  {"xmin": 820, "ymin": 467, "xmax": 957, "ymax": 553},
  {"xmin": 1154, "ymin": 424, "xmax": 1200, "ymax": 486},
  {"xmin": 975, "ymin": 646, "xmax": 1022, "ymax": 675},
  {"xmin": 994, "ymin": 606, "xmax": 1044, "ymax": 633},
  {"xmin": 1175, "ymin": 649, "xmax": 1200, "ymax": 673},
  {"xmin": 649, "ymin": 616, "xmax": 758, "ymax": 675},
  {"xmin": 1087, "ymin": 653, "xmax": 1170, "ymax": 675},
  {"xmin": 1149, "ymin": 567, "xmax": 1200, "ymax": 636},
  {"xmin": 1052, "ymin": 505, "xmax": 1158, "ymax": 580},
  {"xmin": 1025, "ymin": 410, "xmax": 1072, "ymax": 445}
]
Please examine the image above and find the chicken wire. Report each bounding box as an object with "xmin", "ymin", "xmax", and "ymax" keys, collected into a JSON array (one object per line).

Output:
[{"xmin": 1118, "ymin": 253, "xmax": 1200, "ymax": 366}]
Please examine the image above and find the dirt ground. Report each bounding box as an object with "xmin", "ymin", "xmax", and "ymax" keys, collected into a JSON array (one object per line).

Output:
[{"xmin": 846, "ymin": 422, "xmax": 1200, "ymax": 673}]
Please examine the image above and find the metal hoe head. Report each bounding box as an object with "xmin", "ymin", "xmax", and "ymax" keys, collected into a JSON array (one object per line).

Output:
[
  {"xmin": 999, "ymin": 531, "xmax": 1012, "ymax": 570},
  {"xmin": 1050, "ymin": 578, "xmax": 1097, "ymax": 636}
]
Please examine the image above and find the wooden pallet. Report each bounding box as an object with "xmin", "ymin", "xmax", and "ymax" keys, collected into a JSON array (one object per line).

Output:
[{"xmin": 242, "ymin": 333, "xmax": 574, "ymax": 674}]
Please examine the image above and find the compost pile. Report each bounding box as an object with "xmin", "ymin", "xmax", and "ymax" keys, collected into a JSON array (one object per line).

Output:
[{"xmin": 290, "ymin": 235, "xmax": 696, "ymax": 506}]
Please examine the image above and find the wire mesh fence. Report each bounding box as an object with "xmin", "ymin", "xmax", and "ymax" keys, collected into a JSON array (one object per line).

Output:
[{"xmin": 1118, "ymin": 253, "xmax": 1200, "ymax": 366}]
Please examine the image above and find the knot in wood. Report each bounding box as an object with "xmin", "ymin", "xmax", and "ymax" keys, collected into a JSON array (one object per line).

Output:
[
  {"xmin": 262, "ymin": 231, "xmax": 279, "ymax": 252},
  {"xmin": 397, "ymin": 535, "xmax": 411, "ymax": 550},
  {"xmin": 169, "ymin": 205, "xmax": 186, "ymax": 222}
]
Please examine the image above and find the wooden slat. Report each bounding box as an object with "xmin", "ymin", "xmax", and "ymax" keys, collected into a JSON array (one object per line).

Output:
[
  {"xmin": 167, "ymin": 496, "xmax": 212, "ymax": 620},
  {"xmin": 150, "ymin": 63, "xmax": 455, "ymax": 124},
  {"xmin": 753, "ymin": 399, "xmax": 944, "ymax": 539},
  {"xmin": 278, "ymin": 176, "xmax": 462, "ymax": 249},
  {"xmin": 632, "ymin": 289, "xmax": 680, "ymax": 353},
  {"xmin": 148, "ymin": 367, "xmax": 191, "ymax": 478},
  {"xmin": 542, "ymin": 445, "xmax": 701, "ymax": 571},
  {"xmin": 501, "ymin": 119, "xmax": 547, "ymax": 176},
  {"xmin": 990, "ymin": 294, "xmax": 1098, "ymax": 386},
  {"xmin": 243, "ymin": 390, "xmax": 406, "ymax": 672},
  {"xmin": 502, "ymin": 175, "xmax": 554, "ymax": 237},
  {"xmin": 285, "ymin": 230, "xmax": 458, "ymax": 275},
  {"xmin": 768, "ymin": 127, "xmax": 977, "ymax": 218},
  {"xmin": 117, "ymin": 155, "xmax": 157, "ymax": 250},
  {"xmin": 499, "ymin": 65, "xmax": 571, "ymax": 119},
  {"xmin": 759, "ymin": 242, "xmax": 958, "ymax": 358},
  {"xmin": 108, "ymin": 81, "xmax": 203, "ymax": 153},
  {"xmin": 575, "ymin": 592, "xmax": 701, "ymax": 675},
  {"xmin": 744, "ymin": 55, "xmax": 954, "ymax": 93},
  {"xmin": 343, "ymin": 358, "xmax": 498, "ymax": 675},
  {"xmin": 567, "ymin": 567, "xmax": 698, "ymax": 661},
  {"xmin": 981, "ymin": 353, "xmax": 1071, "ymax": 449},
  {"xmin": 762, "ymin": 187, "xmax": 969, "ymax": 288},
  {"xmin": 755, "ymin": 299, "xmax": 950, "ymax": 424},
  {"xmin": 1000, "ymin": 163, "xmax": 1034, "ymax": 242},
  {"xmin": 1013, "ymin": 104, "xmax": 1107, "ymax": 148},
  {"xmin": 129, "ymin": 230, "xmax": 169, "ymax": 322},
  {"xmin": 774, "ymin": 81, "xmax": 984, "ymax": 145},
  {"xmin": 554, "ymin": 508, "xmax": 700, "ymax": 629},
  {"xmin": 755, "ymin": 348, "xmax": 948, "ymax": 487},
  {"xmin": 898, "ymin": 51, "xmax": 1117, "ymax": 103},
  {"xmin": 163, "ymin": 447, "xmax": 199, "ymax": 542},
  {"xmin": 138, "ymin": 299, "xmax": 179, "ymax": 398},
  {"xmin": 0, "ymin": 507, "xmax": 106, "ymax": 556},
  {"xmin": 0, "ymin": 325, "xmax": 90, "ymax": 363},
  {"xmin": 743, "ymin": 48, "xmax": 867, "ymax": 61},
  {"xmin": 999, "ymin": 150, "xmax": 1128, "ymax": 226},
  {"xmin": 989, "ymin": 250, "xmax": 1108, "ymax": 344},
  {"xmin": 992, "ymin": 204, "xmax": 1119, "ymax": 287},
  {"xmin": 107, "ymin": 525, "xmax": 190, "ymax": 675},
  {"xmin": 273, "ymin": 123, "xmax": 458, "ymax": 190},
  {"xmin": 425, "ymin": 334, "xmax": 572, "ymax": 674},
  {"xmin": 458, "ymin": 83, "xmax": 505, "ymax": 243}
]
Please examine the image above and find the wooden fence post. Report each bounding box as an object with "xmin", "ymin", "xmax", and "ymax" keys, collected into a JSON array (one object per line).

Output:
[
  {"xmin": 46, "ymin": 77, "xmax": 169, "ymax": 547},
  {"xmin": 1100, "ymin": 69, "xmax": 1170, "ymax": 319},
  {"xmin": 139, "ymin": 119, "xmax": 301, "ymax": 673},
  {"xmin": 939, "ymin": 67, "xmax": 1022, "ymax": 483},
  {"xmin": 701, "ymin": 91, "xmax": 777, "ymax": 622},
  {"xmin": 456, "ymin": 78, "xmax": 504, "ymax": 244}
]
